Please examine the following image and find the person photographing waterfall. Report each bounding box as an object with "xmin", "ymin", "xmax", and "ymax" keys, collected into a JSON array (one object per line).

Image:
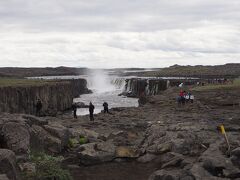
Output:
[
  {"xmin": 36, "ymin": 99, "xmax": 42, "ymax": 117},
  {"xmin": 103, "ymin": 102, "xmax": 109, "ymax": 113},
  {"xmin": 89, "ymin": 102, "xmax": 95, "ymax": 121},
  {"xmin": 72, "ymin": 103, "xmax": 77, "ymax": 119}
]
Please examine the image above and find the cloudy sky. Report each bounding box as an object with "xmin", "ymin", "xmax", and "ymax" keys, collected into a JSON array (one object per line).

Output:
[{"xmin": 0, "ymin": 0, "xmax": 239, "ymax": 68}]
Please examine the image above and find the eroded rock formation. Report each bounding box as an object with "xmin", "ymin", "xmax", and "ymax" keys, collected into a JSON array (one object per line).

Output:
[
  {"xmin": 123, "ymin": 78, "xmax": 168, "ymax": 97},
  {"xmin": 0, "ymin": 79, "xmax": 89, "ymax": 116}
]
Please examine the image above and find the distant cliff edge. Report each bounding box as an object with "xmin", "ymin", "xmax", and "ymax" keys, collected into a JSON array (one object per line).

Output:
[{"xmin": 0, "ymin": 78, "xmax": 90, "ymax": 116}]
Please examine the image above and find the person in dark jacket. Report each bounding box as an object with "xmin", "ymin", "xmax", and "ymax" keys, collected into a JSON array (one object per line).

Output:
[
  {"xmin": 89, "ymin": 102, "xmax": 95, "ymax": 121},
  {"xmin": 36, "ymin": 99, "xmax": 42, "ymax": 117},
  {"xmin": 103, "ymin": 102, "xmax": 109, "ymax": 113},
  {"xmin": 72, "ymin": 103, "xmax": 77, "ymax": 119}
]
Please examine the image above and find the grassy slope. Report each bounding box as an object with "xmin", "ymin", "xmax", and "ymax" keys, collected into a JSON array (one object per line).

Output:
[
  {"xmin": 192, "ymin": 79, "xmax": 240, "ymax": 91},
  {"xmin": 0, "ymin": 78, "xmax": 67, "ymax": 87},
  {"xmin": 0, "ymin": 67, "xmax": 87, "ymax": 78},
  {"xmin": 126, "ymin": 64, "xmax": 240, "ymax": 78}
]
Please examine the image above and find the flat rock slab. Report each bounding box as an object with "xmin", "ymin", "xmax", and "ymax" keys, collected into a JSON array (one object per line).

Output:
[
  {"xmin": 115, "ymin": 146, "xmax": 139, "ymax": 158},
  {"xmin": 78, "ymin": 142, "xmax": 116, "ymax": 165}
]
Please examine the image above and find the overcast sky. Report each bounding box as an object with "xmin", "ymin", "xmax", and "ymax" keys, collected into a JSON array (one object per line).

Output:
[{"xmin": 0, "ymin": 0, "xmax": 239, "ymax": 68}]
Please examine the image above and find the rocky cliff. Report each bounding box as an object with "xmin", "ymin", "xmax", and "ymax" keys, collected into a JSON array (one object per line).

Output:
[
  {"xmin": 0, "ymin": 79, "xmax": 89, "ymax": 116},
  {"xmin": 123, "ymin": 78, "xmax": 168, "ymax": 97}
]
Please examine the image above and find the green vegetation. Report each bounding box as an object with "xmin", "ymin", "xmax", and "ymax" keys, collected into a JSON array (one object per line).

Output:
[
  {"xmin": 22, "ymin": 151, "xmax": 72, "ymax": 180},
  {"xmin": 0, "ymin": 78, "xmax": 67, "ymax": 87},
  {"xmin": 79, "ymin": 136, "xmax": 88, "ymax": 145},
  {"xmin": 68, "ymin": 136, "xmax": 88, "ymax": 148},
  {"xmin": 68, "ymin": 138, "xmax": 79, "ymax": 148},
  {"xmin": 192, "ymin": 78, "xmax": 240, "ymax": 91}
]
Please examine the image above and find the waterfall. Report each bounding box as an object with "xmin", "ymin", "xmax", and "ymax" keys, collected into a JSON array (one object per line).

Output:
[
  {"xmin": 85, "ymin": 70, "xmax": 127, "ymax": 93},
  {"xmin": 110, "ymin": 77, "xmax": 126, "ymax": 90},
  {"xmin": 86, "ymin": 70, "xmax": 115, "ymax": 93},
  {"xmin": 122, "ymin": 78, "xmax": 168, "ymax": 97}
]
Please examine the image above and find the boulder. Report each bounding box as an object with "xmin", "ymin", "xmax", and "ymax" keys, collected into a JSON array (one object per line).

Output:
[
  {"xmin": 161, "ymin": 154, "xmax": 184, "ymax": 169},
  {"xmin": 191, "ymin": 142, "xmax": 240, "ymax": 179},
  {"xmin": 148, "ymin": 169, "xmax": 193, "ymax": 180},
  {"xmin": 147, "ymin": 142, "xmax": 171, "ymax": 154},
  {"xmin": 107, "ymin": 131, "xmax": 125, "ymax": 140},
  {"xmin": 0, "ymin": 149, "xmax": 18, "ymax": 180},
  {"xmin": 1, "ymin": 122, "xmax": 30, "ymax": 155},
  {"xmin": 115, "ymin": 146, "xmax": 140, "ymax": 158},
  {"xmin": 231, "ymin": 147, "xmax": 240, "ymax": 168},
  {"xmin": 199, "ymin": 143, "xmax": 232, "ymax": 177},
  {"xmin": 190, "ymin": 163, "xmax": 225, "ymax": 180},
  {"xmin": 223, "ymin": 166, "xmax": 240, "ymax": 179},
  {"xmin": 22, "ymin": 115, "xmax": 48, "ymax": 126},
  {"xmin": 29, "ymin": 125, "xmax": 62, "ymax": 153},
  {"xmin": 18, "ymin": 162, "xmax": 36, "ymax": 177},
  {"xmin": 137, "ymin": 153, "xmax": 157, "ymax": 163},
  {"xmin": 171, "ymin": 138, "xmax": 191, "ymax": 155},
  {"xmin": 69, "ymin": 128, "xmax": 102, "ymax": 143},
  {"xmin": 78, "ymin": 142, "xmax": 116, "ymax": 165},
  {"xmin": 0, "ymin": 174, "xmax": 10, "ymax": 180},
  {"xmin": 148, "ymin": 169, "xmax": 180, "ymax": 180},
  {"xmin": 231, "ymin": 147, "xmax": 240, "ymax": 157},
  {"xmin": 43, "ymin": 123, "xmax": 70, "ymax": 147}
]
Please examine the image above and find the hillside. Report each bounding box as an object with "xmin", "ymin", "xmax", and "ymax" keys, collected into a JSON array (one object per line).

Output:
[
  {"xmin": 0, "ymin": 66, "xmax": 88, "ymax": 77},
  {"xmin": 124, "ymin": 63, "xmax": 240, "ymax": 78}
]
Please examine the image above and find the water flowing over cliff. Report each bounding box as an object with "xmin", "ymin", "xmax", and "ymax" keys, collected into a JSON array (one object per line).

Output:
[
  {"xmin": 0, "ymin": 79, "xmax": 89, "ymax": 116},
  {"xmin": 123, "ymin": 78, "xmax": 168, "ymax": 97}
]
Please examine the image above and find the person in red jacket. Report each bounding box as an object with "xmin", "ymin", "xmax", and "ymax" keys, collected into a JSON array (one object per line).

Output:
[
  {"xmin": 178, "ymin": 90, "xmax": 185, "ymax": 105},
  {"xmin": 179, "ymin": 90, "xmax": 184, "ymax": 97}
]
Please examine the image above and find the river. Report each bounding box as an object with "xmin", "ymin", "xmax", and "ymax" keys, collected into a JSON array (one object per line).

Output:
[{"xmin": 28, "ymin": 70, "xmax": 139, "ymax": 115}]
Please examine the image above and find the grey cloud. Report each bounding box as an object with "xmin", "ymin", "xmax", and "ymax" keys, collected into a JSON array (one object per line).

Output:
[
  {"xmin": 0, "ymin": 0, "xmax": 239, "ymax": 67},
  {"xmin": 0, "ymin": 0, "xmax": 239, "ymax": 32}
]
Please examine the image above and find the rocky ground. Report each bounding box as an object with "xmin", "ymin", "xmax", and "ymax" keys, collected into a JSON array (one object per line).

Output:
[{"xmin": 0, "ymin": 86, "xmax": 240, "ymax": 180}]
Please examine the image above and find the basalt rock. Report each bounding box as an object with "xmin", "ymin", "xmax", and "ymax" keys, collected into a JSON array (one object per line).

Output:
[
  {"xmin": 124, "ymin": 78, "xmax": 167, "ymax": 97},
  {"xmin": 0, "ymin": 174, "xmax": 10, "ymax": 180},
  {"xmin": 148, "ymin": 169, "xmax": 194, "ymax": 180},
  {"xmin": 0, "ymin": 79, "xmax": 89, "ymax": 116},
  {"xmin": 115, "ymin": 146, "xmax": 140, "ymax": 158},
  {"xmin": 0, "ymin": 149, "xmax": 18, "ymax": 180},
  {"xmin": 77, "ymin": 142, "xmax": 116, "ymax": 165},
  {"xmin": 29, "ymin": 125, "xmax": 62, "ymax": 153},
  {"xmin": 1, "ymin": 122, "xmax": 30, "ymax": 155},
  {"xmin": 0, "ymin": 114, "xmax": 71, "ymax": 155}
]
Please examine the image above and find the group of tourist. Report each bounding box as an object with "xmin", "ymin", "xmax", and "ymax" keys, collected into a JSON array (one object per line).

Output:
[
  {"xmin": 35, "ymin": 82, "xmax": 194, "ymax": 119},
  {"xmin": 72, "ymin": 101, "xmax": 109, "ymax": 121},
  {"xmin": 34, "ymin": 98, "xmax": 109, "ymax": 121},
  {"xmin": 177, "ymin": 89, "xmax": 194, "ymax": 105}
]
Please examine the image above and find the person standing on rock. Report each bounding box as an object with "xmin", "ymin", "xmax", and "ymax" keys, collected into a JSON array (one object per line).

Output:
[
  {"xmin": 72, "ymin": 103, "xmax": 77, "ymax": 119},
  {"xmin": 89, "ymin": 102, "xmax": 95, "ymax": 121},
  {"xmin": 103, "ymin": 102, "xmax": 109, "ymax": 113},
  {"xmin": 178, "ymin": 90, "xmax": 185, "ymax": 105},
  {"xmin": 36, "ymin": 99, "xmax": 42, "ymax": 117}
]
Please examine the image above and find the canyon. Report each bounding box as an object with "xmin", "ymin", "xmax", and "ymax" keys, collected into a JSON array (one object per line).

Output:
[{"xmin": 0, "ymin": 79, "xmax": 89, "ymax": 116}]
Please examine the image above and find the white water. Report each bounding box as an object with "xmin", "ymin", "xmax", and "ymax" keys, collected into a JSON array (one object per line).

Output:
[
  {"xmin": 27, "ymin": 71, "xmax": 139, "ymax": 115},
  {"xmin": 74, "ymin": 70, "xmax": 138, "ymax": 115}
]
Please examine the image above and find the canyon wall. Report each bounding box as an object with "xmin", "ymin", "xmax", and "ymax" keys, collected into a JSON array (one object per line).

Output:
[
  {"xmin": 124, "ymin": 78, "xmax": 168, "ymax": 97},
  {"xmin": 0, "ymin": 79, "xmax": 89, "ymax": 116}
]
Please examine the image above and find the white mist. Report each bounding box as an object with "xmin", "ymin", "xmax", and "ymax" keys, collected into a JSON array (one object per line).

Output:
[{"xmin": 87, "ymin": 69, "xmax": 115, "ymax": 93}]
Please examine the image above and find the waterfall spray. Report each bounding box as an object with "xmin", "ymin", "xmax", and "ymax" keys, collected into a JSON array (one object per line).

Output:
[{"xmin": 87, "ymin": 69, "xmax": 115, "ymax": 93}]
